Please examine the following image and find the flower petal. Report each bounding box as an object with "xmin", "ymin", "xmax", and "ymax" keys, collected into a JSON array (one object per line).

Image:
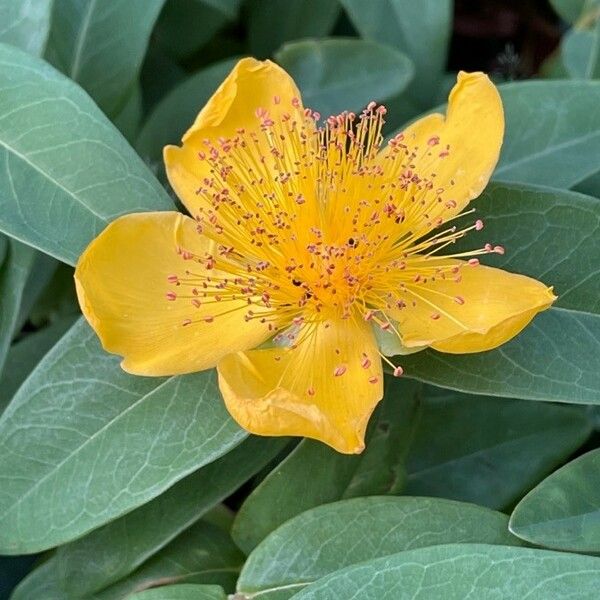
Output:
[
  {"xmin": 217, "ymin": 316, "xmax": 384, "ymax": 454},
  {"xmin": 164, "ymin": 57, "xmax": 305, "ymax": 219},
  {"xmin": 75, "ymin": 212, "xmax": 274, "ymax": 376},
  {"xmin": 383, "ymin": 71, "xmax": 503, "ymax": 233},
  {"xmin": 383, "ymin": 261, "xmax": 556, "ymax": 353}
]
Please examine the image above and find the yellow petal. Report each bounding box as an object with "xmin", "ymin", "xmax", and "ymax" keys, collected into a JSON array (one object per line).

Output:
[
  {"xmin": 383, "ymin": 261, "xmax": 556, "ymax": 353},
  {"xmin": 217, "ymin": 316, "xmax": 384, "ymax": 454},
  {"xmin": 75, "ymin": 212, "xmax": 274, "ymax": 376},
  {"xmin": 164, "ymin": 57, "xmax": 305, "ymax": 219},
  {"xmin": 384, "ymin": 71, "xmax": 503, "ymax": 232}
]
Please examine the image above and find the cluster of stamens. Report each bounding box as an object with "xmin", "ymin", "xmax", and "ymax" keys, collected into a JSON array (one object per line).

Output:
[{"xmin": 165, "ymin": 97, "xmax": 504, "ymax": 391}]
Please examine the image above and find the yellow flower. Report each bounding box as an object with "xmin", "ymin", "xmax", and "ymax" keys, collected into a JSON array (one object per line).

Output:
[{"xmin": 75, "ymin": 58, "xmax": 555, "ymax": 454}]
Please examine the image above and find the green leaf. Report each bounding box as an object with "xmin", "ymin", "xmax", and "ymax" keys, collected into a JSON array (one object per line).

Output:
[
  {"xmin": 292, "ymin": 544, "xmax": 600, "ymax": 599},
  {"xmin": 494, "ymin": 80, "xmax": 600, "ymax": 189},
  {"xmin": 509, "ymin": 448, "xmax": 600, "ymax": 552},
  {"xmin": 91, "ymin": 521, "xmax": 242, "ymax": 600},
  {"xmin": 562, "ymin": 20, "xmax": 600, "ymax": 79},
  {"xmin": 0, "ymin": 317, "xmax": 75, "ymax": 414},
  {"xmin": 0, "ymin": 43, "xmax": 172, "ymax": 265},
  {"xmin": 248, "ymin": 0, "xmax": 340, "ymax": 58},
  {"xmin": 154, "ymin": 0, "xmax": 236, "ymax": 60},
  {"xmin": 0, "ymin": 0, "xmax": 52, "ymax": 56},
  {"xmin": 129, "ymin": 584, "xmax": 226, "ymax": 600},
  {"xmin": 0, "ymin": 239, "xmax": 36, "ymax": 373},
  {"xmin": 405, "ymin": 388, "xmax": 591, "ymax": 510},
  {"xmin": 10, "ymin": 557, "xmax": 64, "ymax": 600},
  {"xmin": 13, "ymin": 521, "xmax": 241, "ymax": 600},
  {"xmin": 550, "ymin": 0, "xmax": 599, "ymax": 24},
  {"xmin": 14, "ymin": 252, "xmax": 59, "ymax": 332},
  {"xmin": 237, "ymin": 497, "xmax": 522, "ymax": 600},
  {"xmin": 45, "ymin": 0, "xmax": 166, "ymax": 117},
  {"xmin": 274, "ymin": 39, "xmax": 414, "ymax": 118},
  {"xmin": 54, "ymin": 436, "xmax": 288, "ymax": 597},
  {"xmin": 0, "ymin": 319, "xmax": 246, "ymax": 554},
  {"xmin": 232, "ymin": 378, "xmax": 421, "ymax": 554},
  {"xmin": 399, "ymin": 183, "xmax": 600, "ymax": 403},
  {"xmin": 113, "ymin": 83, "xmax": 143, "ymax": 143},
  {"xmin": 339, "ymin": 0, "xmax": 452, "ymax": 105},
  {"xmin": 136, "ymin": 58, "xmax": 239, "ymax": 167}
]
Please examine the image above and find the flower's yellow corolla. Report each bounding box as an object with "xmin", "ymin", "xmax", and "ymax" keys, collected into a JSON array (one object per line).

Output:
[{"xmin": 75, "ymin": 58, "xmax": 555, "ymax": 454}]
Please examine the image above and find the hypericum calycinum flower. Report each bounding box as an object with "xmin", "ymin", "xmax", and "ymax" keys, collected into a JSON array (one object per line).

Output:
[{"xmin": 76, "ymin": 58, "xmax": 555, "ymax": 453}]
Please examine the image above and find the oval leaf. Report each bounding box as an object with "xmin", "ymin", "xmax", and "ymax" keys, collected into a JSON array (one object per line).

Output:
[
  {"xmin": 13, "ymin": 521, "xmax": 241, "ymax": 600},
  {"xmin": 494, "ymin": 80, "xmax": 600, "ymax": 189},
  {"xmin": 275, "ymin": 38, "xmax": 414, "ymax": 118},
  {"xmin": 129, "ymin": 584, "xmax": 226, "ymax": 600},
  {"xmin": 510, "ymin": 448, "xmax": 600, "ymax": 552},
  {"xmin": 248, "ymin": 0, "xmax": 340, "ymax": 58},
  {"xmin": 293, "ymin": 544, "xmax": 600, "ymax": 599},
  {"xmin": 0, "ymin": 42, "xmax": 172, "ymax": 265},
  {"xmin": 45, "ymin": 0, "xmax": 166, "ymax": 116},
  {"xmin": 339, "ymin": 0, "xmax": 451, "ymax": 105},
  {"xmin": 405, "ymin": 389, "xmax": 591, "ymax": 509},
  {"xmin": 0, "ymin": 0, "xmax": 52, "ymax": 55},
  {"xmin": 0, "ymin": 319, "xmax": 245, "ymax": 554},
  {"xmin": 54, "ymin": 437, "xmax": 288, "ymax": 597},
  {"xmin": 238, "ymin": 496, "xmax": 522, "ymax": 599},
  {"xmin": 91, "ymin": 521, "xmax": 242, "ymax": 600}
]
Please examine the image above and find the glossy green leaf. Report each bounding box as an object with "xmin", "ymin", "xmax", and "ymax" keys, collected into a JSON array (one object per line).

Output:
[
  {"xmin": 0, "ymin": 239, "xmax": 36, "ymax": 373},
  {"xmin": 238, "ymin": 497, "xmax": 522, "ymax": 600},
  {"xmin": 562, "ymin": 20, "xmax": 600, "ymax": 79},
  {"xmin": 0, "ymin": 317, "xmax": 75, "ymax": 414},
  {"xmin": 232, "ymin": 378, "xmax": 421, "ymax": 554},
  {"xmin": 293, "ymin": 544, "xmax": 600, "ymax": 599},
  {"xmin": 154, "ymin": 0, "xmax": 241, "ymax": 60},
  {"xmin": 405, "ymin": 389, "xmax": 591, "ymax": 510},
  {"xmin": 136, "ymin": 58, "xmax": 238, "ymax": 167},
  {"xmin": 91, "ymin": 521, "xmax": 242, "ymax": 600},
  {"xmin": 400, "ymin": 183, "xmax": 600, "ymax": 402},
  {"xmin": 248, "ymin": 0, "xmax": 340, "ymax": 58},
  {"xmin": 0, "ymin": 0, "xmax": 52, "ymax": 55},
  {"xmin": 0, "ymin": 43, "xmax": 172, "ymax": 265},
  {"xmin": 129, "ymin": 584, "xmax": 226, "ymax": 600},
  {"xmin": 494, "ymin": 81, "xmax": 600, "ymax": 189},
  {"xmin": 339, "ymin": 0, "xmax": 452, "ymax": 105},
  {"xmin": 45, "ymin": 0, "xmax": 166, "ymax": 117},
  {"xmin": 54, "ymin": 436, "xmax": 288, "ymax": 597},
  {"xmin": 0, "ymin": 319, "xmax": 246, "ymax": 554},
  {"xmin": 510, "ymin": 448, "xmax": 600, "ymax": 552},
  {"xmin": 275, "ymin": 39, "xmax": 414, "ymax": 118}
]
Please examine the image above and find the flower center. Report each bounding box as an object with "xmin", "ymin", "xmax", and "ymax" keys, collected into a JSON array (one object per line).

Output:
[{"xmin": 166, "ymin": 97, "xmax": 503, "ymax": 338}]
